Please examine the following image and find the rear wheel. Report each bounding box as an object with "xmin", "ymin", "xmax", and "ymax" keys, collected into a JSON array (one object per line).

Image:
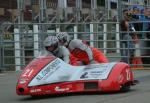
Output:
[{"xmin": 120, "ymin": 83, "xmax": 131, "ymax": 92}]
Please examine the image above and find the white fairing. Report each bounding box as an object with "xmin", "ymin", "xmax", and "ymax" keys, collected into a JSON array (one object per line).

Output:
[{"xmin": 28, "ymin": 58, "xmax": 116, "ymax": 87}]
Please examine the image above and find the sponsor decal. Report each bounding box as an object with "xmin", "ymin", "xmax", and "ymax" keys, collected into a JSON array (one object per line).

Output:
[
  {"xmin": 36, "ymin": 59, "xmax": 60, "ymax": 81},
  {"xmin": 22, "ymin": 69, "xmax": 34, "ymax": 77},
  {"xmin": 19, "ymin": 78, "xmax": 28, "ymax": 84},
  {"xmin": 80, "ymin": 65, "xmax": 112, "ymax": 79},
  {"xmin": 90, "ymin": 71, "xmax": 103, "ymax": 78},
  {"xmin": 30, "ymin": 89, "xmax": 41, "ymax": 93},
  {"xmin": 80, "ymin": 72, "xmax": 88, "ymax": 78},
  {"xmin": 55, "ymin": 86, "xmax": 69, "ymax": 92},
  {"xmin": 90, "ymin": 68, "xmax": 108, "ymax": 78},
  {"xmin": 84, "ymin": 64, "xmax": 108, "ymax": 70},
  {"xmin": 84, "ymin": 65, "xmax": 99, "ymax": 69}
]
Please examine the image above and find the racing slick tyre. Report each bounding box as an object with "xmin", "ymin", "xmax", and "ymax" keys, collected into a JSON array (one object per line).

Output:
[{"xmin": 120, "ymin": 83, "xmax": 131, "ymax": 92}]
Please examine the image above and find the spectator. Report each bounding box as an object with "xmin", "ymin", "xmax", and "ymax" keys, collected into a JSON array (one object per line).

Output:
[
  {"xmin": 120, "ymin": 9, "xmax": 135, "ymax": 63},
  {"xmin": 139, "ymin": 8, "xmax": 150, "ymax": 38}
]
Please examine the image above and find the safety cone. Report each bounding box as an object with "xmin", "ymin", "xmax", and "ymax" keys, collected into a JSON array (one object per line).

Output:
[
  {"xmin": 131, "ymin": 57, "xmax": 143, "ymax": 69},
  {"xmin": 131, "ymin": 35, "xmax": 143, "ymax": 69}
]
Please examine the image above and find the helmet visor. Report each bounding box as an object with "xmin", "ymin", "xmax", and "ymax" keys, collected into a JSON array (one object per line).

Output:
[
  {"xmin": 59, "ymin": 37, "xmax": 67, "ymax": 44},
  {"xmin": 45, "ymin": 43, "xmax": 58, "ymax": 52}
]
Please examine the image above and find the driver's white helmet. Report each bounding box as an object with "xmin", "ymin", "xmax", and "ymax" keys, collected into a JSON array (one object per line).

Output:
[
  {"xmin": 43, "ymin": 36, "xmax": 59, "ymax": 52},
  {"xmin": 56, "ymin": 32, "xmax": 69, "ymax": 45}
]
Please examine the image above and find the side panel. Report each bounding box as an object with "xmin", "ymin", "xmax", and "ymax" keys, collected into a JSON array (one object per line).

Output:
[{"xmin": 28, "ymin": 60, "xmax": 117, "ymax": 87}]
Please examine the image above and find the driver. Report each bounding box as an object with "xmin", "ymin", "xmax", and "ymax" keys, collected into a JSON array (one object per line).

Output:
[
  {"xmin": 56, "ymin": 32, "xmax": 109, "ymax": 65},
  {"xmin": 43, "ymin": 35, "xmax": 78, "ymax": 66}
]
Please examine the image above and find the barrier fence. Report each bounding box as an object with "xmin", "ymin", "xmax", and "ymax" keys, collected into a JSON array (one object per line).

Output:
[{"xmin": 0, "ymin": 21, "xmax": 149, "ymax": 71}]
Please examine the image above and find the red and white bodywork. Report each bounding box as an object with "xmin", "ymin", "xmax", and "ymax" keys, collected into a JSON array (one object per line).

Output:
[{"xmin": 16, "ymin": 54, "xmax": 135, "ymax": 96}]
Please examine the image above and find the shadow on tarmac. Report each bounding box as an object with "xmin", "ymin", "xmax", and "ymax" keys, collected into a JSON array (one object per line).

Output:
[{"xmin": 17, "ymin": 89, "xmax": 138, "ymax": 101}]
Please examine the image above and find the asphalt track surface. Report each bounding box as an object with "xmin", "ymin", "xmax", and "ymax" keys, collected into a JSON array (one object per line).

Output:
[{"xmin": 0, "ymin": 70, "xmax": 150, "ymax": 103}]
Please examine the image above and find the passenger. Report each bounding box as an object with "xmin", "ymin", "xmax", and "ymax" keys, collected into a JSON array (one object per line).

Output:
[
  {"xmin": 56, "ymin": 32, "xmax": 109, "ymax": 65},
  {"xmin": 43, "ymin": 36, "xmax": 78, "ymax": 66}
]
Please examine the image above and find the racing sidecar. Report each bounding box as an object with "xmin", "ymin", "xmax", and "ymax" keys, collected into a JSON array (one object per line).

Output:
[{"xmin": 16, "ymin": 53, "xmax": 136, "ymax": 96}]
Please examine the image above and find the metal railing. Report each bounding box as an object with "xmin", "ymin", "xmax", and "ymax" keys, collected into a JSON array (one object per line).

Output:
[{"xmin": 0, "ymin": 21, "xmax": 149, "ymax": 71}]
